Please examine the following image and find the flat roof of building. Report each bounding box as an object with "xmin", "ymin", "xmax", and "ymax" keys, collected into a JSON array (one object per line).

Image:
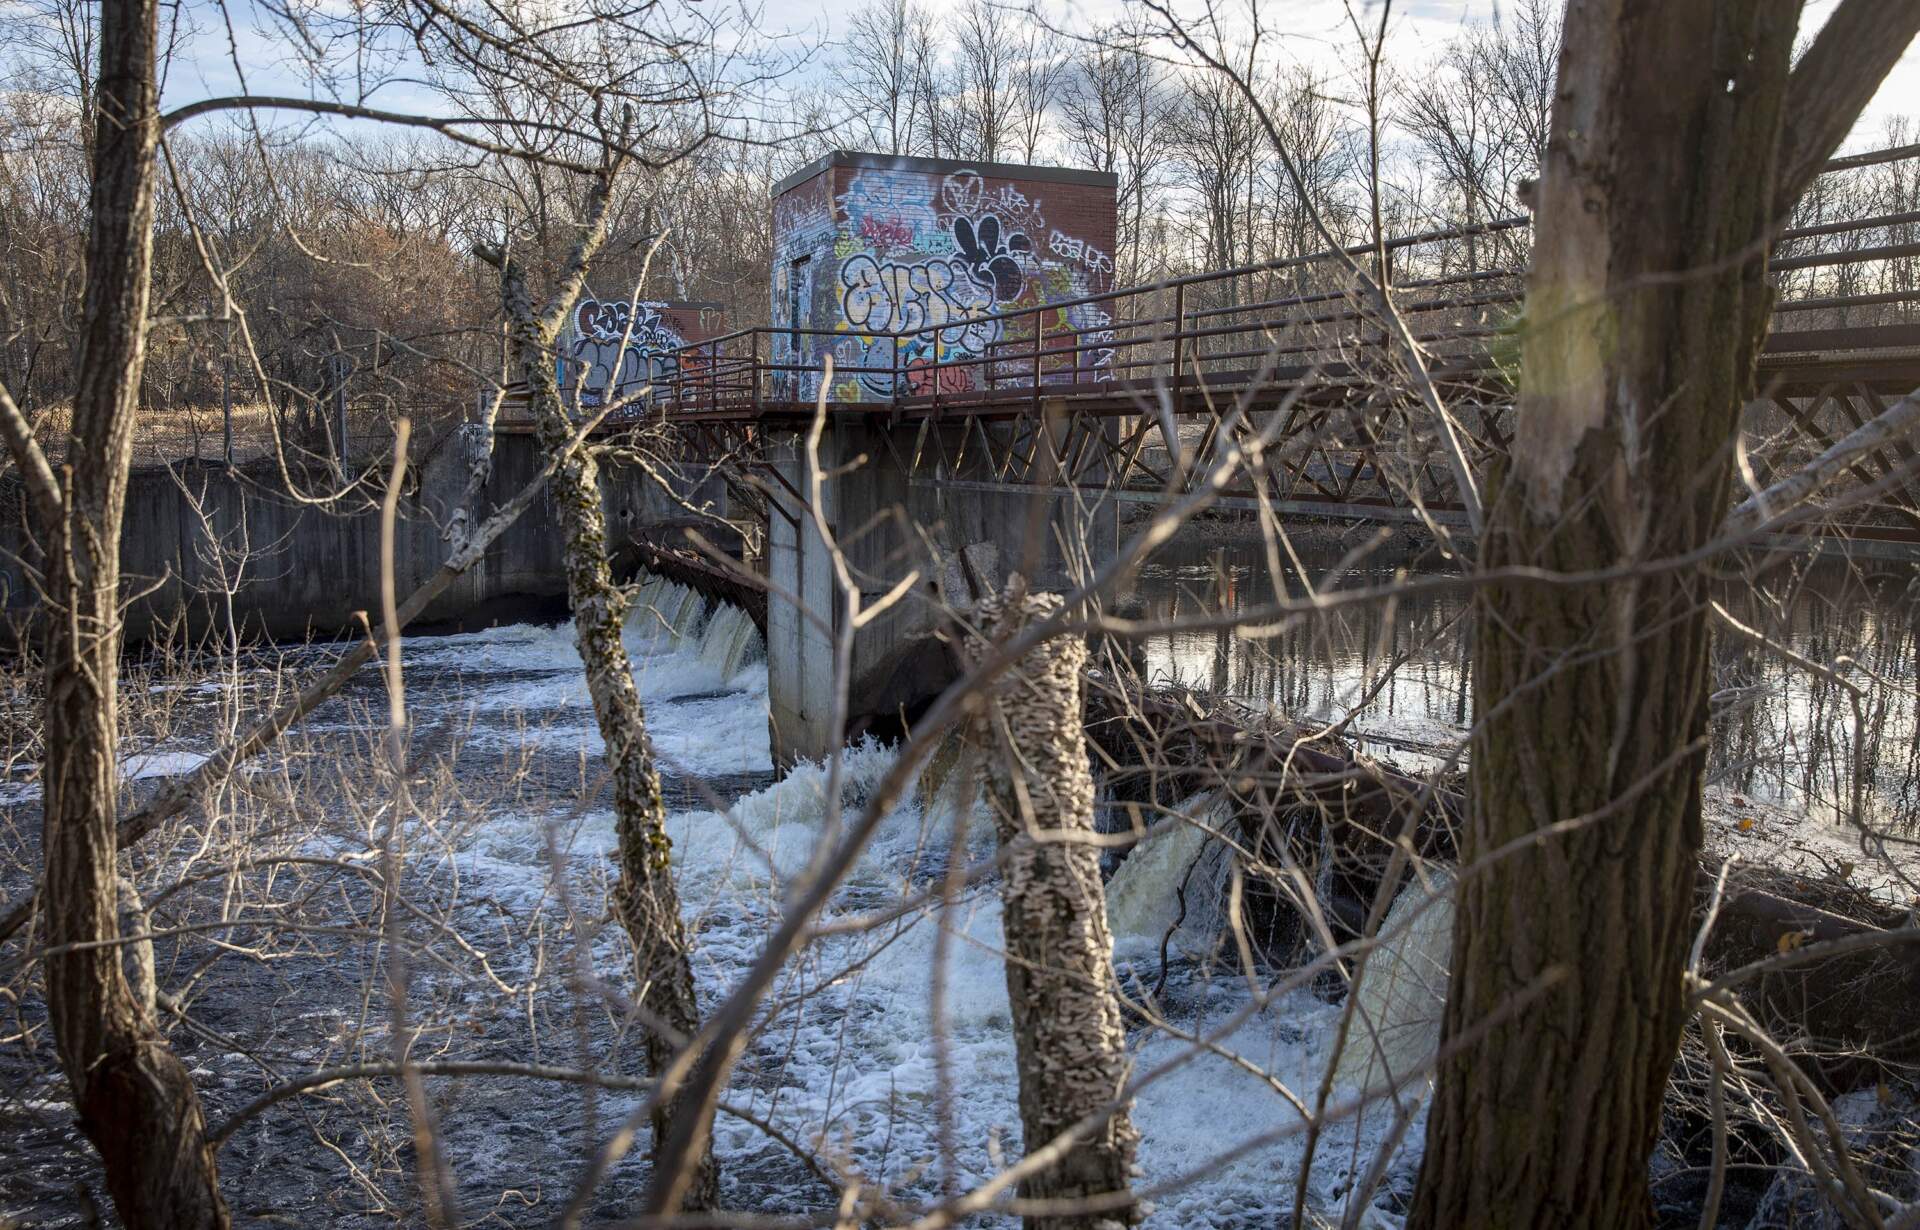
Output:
[
  {"xmin": 575, "ymin": 298, "xmax": 727, "ymax": 311},
  {"xmin": 772, "ymin": 151, "xmax": 1119, "ymax": 198}
]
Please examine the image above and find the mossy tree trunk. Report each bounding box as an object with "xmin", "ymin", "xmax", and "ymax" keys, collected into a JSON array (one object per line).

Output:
[
  {"xmin": 1409, "ymin": 2, "xmax": 1919, "ymax": 1226},
  {"xmin": 486, "ymin": 230, "xmax": 718, "ymax": 1209},
  {"xmin": 973, "ymin": 586, "xmax": 1140, "ymax": 1229}
]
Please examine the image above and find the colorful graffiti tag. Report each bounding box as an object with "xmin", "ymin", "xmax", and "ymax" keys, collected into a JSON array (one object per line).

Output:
[
  {"xmin": 840, "ymin": 257, "xmax": 1001, "ymax": 346},
  {"xmin": 816, "ymin": 167, "xmax": 1115, "ymax": 398},
  {"xmin": 564, "ymin": 298, "xmax": 686, "ymax": 407}
]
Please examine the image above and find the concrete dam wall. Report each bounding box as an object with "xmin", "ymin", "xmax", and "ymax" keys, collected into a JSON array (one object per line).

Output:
[{"xmin": 0, "ymin": 428, "xmax": 720, "ymax": 646}]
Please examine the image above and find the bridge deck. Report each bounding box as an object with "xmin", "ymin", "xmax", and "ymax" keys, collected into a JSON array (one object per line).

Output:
[
  {"xmin": 654, "ymin": 323, "xmax": 1920, "ymax": 426},
  {"xmin": 513, "ymin": 144, "xmax": 1920, "ymax": 544},
  {"xmin": 637, "ymin": 147, "xmax": 1920, "ymax": 427}
]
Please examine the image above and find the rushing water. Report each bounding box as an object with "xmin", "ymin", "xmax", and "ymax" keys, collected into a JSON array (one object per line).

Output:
[
  {"xmin": 1128, "ymin": 534, "xmax": 1920, "ymax": 832},
  {"xmin": 395, "ymin": 587, "xmax": 1420, "ymax": 1226},
  {"xmin": 2, "ymin": 571, "xmax": 1423, "ymax": 1228},
  {"xmin": 13, "ymin": 543, "xmax": 1903, "ymax": 1225}
]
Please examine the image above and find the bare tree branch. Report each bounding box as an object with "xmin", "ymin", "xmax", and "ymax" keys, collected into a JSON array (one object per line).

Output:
[
  {"xmin": 1726, "ymin": 384, "xmax": 1920, "ymax": 533},
  {"xmin": 1776, "ymin": 0, "xmax": 1920, "ymax": 213}
]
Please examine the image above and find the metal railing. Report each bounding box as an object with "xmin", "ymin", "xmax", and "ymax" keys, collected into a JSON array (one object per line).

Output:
[{"xmin": 657, "ymin": 144, "xmax": 1920, "ymax": 421}]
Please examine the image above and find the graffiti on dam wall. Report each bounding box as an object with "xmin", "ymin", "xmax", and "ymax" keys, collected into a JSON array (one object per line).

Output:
[
  {"xmin": 821, "ymin": 169, "xmax": 1115, "ymax": 399},
  {"xmin": 562, "ymin": 298, "xmax": 687, "ymax": 408}
]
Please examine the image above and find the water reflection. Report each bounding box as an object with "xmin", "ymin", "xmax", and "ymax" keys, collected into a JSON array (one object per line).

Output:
[{"xmin": 1127, "ymin": 535, "xmax": 1920, "ymax": 830}]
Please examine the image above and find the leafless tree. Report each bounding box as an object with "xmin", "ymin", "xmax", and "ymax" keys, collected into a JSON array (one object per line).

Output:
[
  {"xmin": 1057, "ymin": 33, "xmax": 1173, "ymax": 283},
  {"xmin": 0, "ymin": 0, "xmax": 777, "ymax": 1222},
  {"xmin": 842, "ymin": 0, "xmax": 941, "ymax": 156},
  {"xmin": 7, "ymin": 0, "xmax": 1920, "ymax": 1226},
  {"xmin": 1399, "ymin": 0, "xmax": 1562, "ymax": 270},
  {"xmin": 1264, "ymin": 66, "xmax": 1352, "ymax": 264},
  {"xmin": 945, "ymin": 0, "xmax": 1027, "ymax": 163},
  {"xmin": 476, "ymin": 167, "xmax": 725, "ymax": 1207},
  {"xmin": 1011, "ymin": 22, "xmax": 1069, "ymax": 164},
  {"xmin": 970, "ymin": 585, "xmax": 1140, "ymax": 1228},
  {"xmin": 1169, "ymin": 68, "xmax": 1263, "ymax": 278},
  {"xmin": 0, "ymin": 3, "xmax": 232, "ymax": 1222}
]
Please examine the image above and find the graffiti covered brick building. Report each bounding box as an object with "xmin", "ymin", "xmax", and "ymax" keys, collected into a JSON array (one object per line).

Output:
[
  {"xmin": 770, "ymin": 153, "xmax": 1118, "ymax": 402},
  {"xmin": 559, "ymin": 297, "xmax": 726, "ymax": 413}
]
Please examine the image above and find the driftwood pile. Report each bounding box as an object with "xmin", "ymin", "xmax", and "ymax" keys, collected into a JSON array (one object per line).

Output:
[
  {"xmin": 624, "ymin": 537, "xmax": 1920, "ymax": 1084},
  {"xmin": 1083, "ymin": 679, "xmax": 1458, "ymax": 947},
  {"xmin": 1083, "ymin": 679, "xmax": 1920, "ymax": 1085}
]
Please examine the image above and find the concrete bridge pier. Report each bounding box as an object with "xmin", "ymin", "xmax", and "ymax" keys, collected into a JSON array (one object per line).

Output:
[{"xmin": 764, "ymin": 411, "xmax": 1119, "ymax": 767}]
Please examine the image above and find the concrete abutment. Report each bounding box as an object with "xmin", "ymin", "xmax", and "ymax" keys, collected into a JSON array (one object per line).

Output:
[
  {"xmin": 763, "ymin": 411, "xmax": 1118, "ymax": 767},
  {"xmin": 0, "ymin": 429, "xmax": 722, "ymax": 646}
]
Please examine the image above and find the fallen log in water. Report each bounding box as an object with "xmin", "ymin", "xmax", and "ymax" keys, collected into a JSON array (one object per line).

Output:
[
  {"xmin": 1705, "ymin": 864, "xmax": 1920, "ymax": 1085},
  {"xmin": 839, "ymin": 638, "xmax": 1918, "ymax": 1079},
  {"xmin": 1084, "ymin": 679, "xmax": 1920, "ymax": 1081},
  {"xmin": 614, "ymin": 521, "xmax": 766, "ymax": 635}
]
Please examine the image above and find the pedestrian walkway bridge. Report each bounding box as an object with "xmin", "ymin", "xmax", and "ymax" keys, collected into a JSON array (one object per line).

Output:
[{"xmin": 646, "ymin": 142, "xmax": 1920, "ymax": 544}]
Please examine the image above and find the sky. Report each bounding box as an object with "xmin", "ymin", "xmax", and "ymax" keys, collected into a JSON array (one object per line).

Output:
[
  {"xmin": 774, "ymin": 0, "xmax": 1918, "ymax": 151},
  {"xmin": 153, "ymin": 0, "xmax": 1919, "ymax": 155}
]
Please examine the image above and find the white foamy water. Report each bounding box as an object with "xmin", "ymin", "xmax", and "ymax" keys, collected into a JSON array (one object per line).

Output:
[
  {"xmin": 399, "ymin": 577, "xmax": 771, "ymax": 778},
  {"xmin": 1105, "ymin": 793, "xmax": 1234, "ymax": 960},
  {"xmin": 402, "ymin": 593, "xmax": 1421, "ymax": 1225},
  {"xmin": 1, "ymin": 580, "xmax": 1418, "ymax": 1223},
  {"xmin": 0, "ymin": 748, "xmax": 216, "ymax": 804}
]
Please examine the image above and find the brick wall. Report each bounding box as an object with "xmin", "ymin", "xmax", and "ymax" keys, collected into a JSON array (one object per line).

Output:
[
  {"xmin": 770, "ymin": 153, "xmax": 1119, "ymax": 403},
  {"xmin": 559, "ymin": 297, "xmax": 728, "ymax": 412}
]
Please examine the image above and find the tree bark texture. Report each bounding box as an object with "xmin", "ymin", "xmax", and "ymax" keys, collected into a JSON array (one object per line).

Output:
[
  {"xmin": 40, "ymin": 0, "xmax": 231, "ymax": 1223},
  {"xmin": 495, "ymin": 259, "xmax": 718, "ymax": 1210},
  {"xmin": 971, "ymin": 587, "xmax": 1140, "ymax": 1229},
  {"xmin": 1411, "ymin": 2, "xmax": 1806, "ymax": 1226}
]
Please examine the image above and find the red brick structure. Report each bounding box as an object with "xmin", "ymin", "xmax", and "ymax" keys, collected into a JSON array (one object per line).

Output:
[
  {"xmin": 559, "ymin": 297, "xmax": 727, "ymax": 412},
  {"xmin": 770, "ymin": 153, "xmax": 1118, "ymax": 402}
]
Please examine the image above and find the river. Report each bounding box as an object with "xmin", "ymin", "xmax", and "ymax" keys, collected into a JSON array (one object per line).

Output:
[
  {"xmin": 1130, "ymin": 532, "xmax": 1920, "ymax": 834},
  {"xmin": 7, "ymin": 532, "xmax": 1907, "ymax": 1226}
]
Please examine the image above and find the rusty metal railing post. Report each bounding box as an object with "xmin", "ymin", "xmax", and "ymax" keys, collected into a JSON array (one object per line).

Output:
[
  {"xmin": 1171, "ymin": 282, "xmax": 1185, "ymax": 411},
  {"xmin": 931, "ymin": 329, "xmax": 942, "ymax": 416},
  {"xmin": 892, "ymin": 334, "xmax": 901, "ymax": 405},
  {"xmin": 750, "ymin": 333, "xmax": 761, "ymax": 416},
  {"xmin": 1031, "ymin": 307, "xmax": 1043, "ymax": 419}
]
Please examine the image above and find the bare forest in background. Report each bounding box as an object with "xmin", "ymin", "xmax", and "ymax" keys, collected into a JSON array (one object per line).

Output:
[{"xmin": 2, "ymin": 0, "xmax": 1911, "ymax": 466}]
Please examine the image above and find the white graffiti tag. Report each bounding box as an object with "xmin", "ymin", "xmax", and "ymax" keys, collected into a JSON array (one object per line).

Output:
[
  {"xmin": 1048, "ymin": 228, "xmax": 1114, "ymax": 276},
  {"xmin": 1069, "ymin": 303, "xmax": 1117, "ymax": 380},
  {"xmin": 940, "ymin": 170, "xmax": 1047, "ymax": 240},
  {"xmin": 567, "ymin": 299, "xmax": 685, "ymax": 406},
  {"xmin": 839, "ymin": 254, "xmax": 1002, "ymax": 355}
]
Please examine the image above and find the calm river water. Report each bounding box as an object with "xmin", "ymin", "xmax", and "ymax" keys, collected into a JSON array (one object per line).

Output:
[{"xmin": 1129, "ymin": 534, "xmax": 1920, "ymax": 831}]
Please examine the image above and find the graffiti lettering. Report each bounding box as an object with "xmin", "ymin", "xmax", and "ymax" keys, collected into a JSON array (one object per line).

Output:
[
  {"xmin": 781, "ymin": 167, "xmax": 1120, "ymax": 400},
  {"xmin": 953, "ymin": 214, "xmax": 1031, "ymax": 299},
  {"xmin": 1068, "ymin": 303, "xmax": 1117, "ymax": 381},
  {"xmin": 566, "ymin": 299, "xmax": 686, "ymax": 407},
  {"xmin": 841, "ymin": 174, "xmax": 942, "ymax": 250},
  {"xmin": 858, "ymin": 214, "xmax": 915, "ymax": 249},
  {"xmin": 840, "ymin": 254, "xmax": 1002, "ymax": 350},
  {"xmin": 905, "ymin": 357, "xmax": 975, "ymax": 396},
  {"xmin": 1049, "ymin": 228, "xmax": 1114, "ymax": 277},
  {"xmin": 940, "ymin": 170, "xmax": 1046, "ymax": 239}
]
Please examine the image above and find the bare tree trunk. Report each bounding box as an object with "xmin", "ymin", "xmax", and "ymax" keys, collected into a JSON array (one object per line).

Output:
[
  {"xmin": 1410, "ymin": 2, "xmax": 1918, "ymax": 1226},
  {"xmin": 972, "ymin": 586, "xmax": 1139, "ymax": 1230},
  {"xmin": 39, "ymin": 0, "xmax": 230, "ymax": 1223},
  {"xmin": 489, "ymin": 251, "xmax": 719, "ymax": 1211}
]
